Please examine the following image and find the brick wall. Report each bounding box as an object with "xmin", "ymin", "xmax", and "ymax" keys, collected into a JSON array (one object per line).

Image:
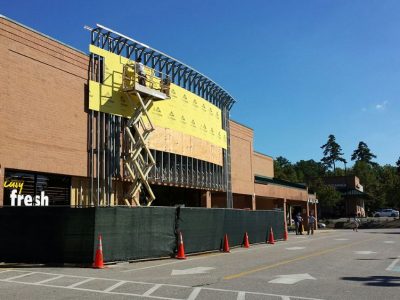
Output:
[{"xmin": 0, "ymin": 16, "xmax": 89, "ymax": 186}]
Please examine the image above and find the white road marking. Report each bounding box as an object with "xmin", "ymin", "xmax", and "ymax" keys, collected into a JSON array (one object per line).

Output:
[
  {"xmin": 354, "ymin": 251, "xmax": 377, "ymax": 255},
  {"xmin": 187, "ymin": 287, "xmax": 202, "ymax": 300},
  {"xmin": 384, "ymin": 241, "xmax": 395, "ymax": 244},
  {"xmin": 171, "ymin": 267, "xmax": 215, "ymax": 275},
  {"xmin": 3, "ymin": 272, "xmax": 36, "ymax": 281},
  {"xmin": 121, "ymin": 260, "xmax": 183, "ymax": 273},
  {"xmin": 142, "ymin": 284, "xmax": 162, "ymax": 296},
  {"xmin": 386, "ymin": 256, "xmax": 400, "ymax": 271},
  {"xmin": 103, "ymin": 280, "xmax": 127, "ymax": 292},
  {"xmin": 237, "ymin": 291, "xmax": 245, "ymax": 300},
  {"xmin": 35, "ymin": 275, "xmax": 64, "ymax": 284},
  {"xmin": 0, "ymin": 269, "xmax": 325, "ymax": 300},
  {"xmin": 335, "ymin": 238, "xmax": 349, "ymax": 241},
  {"xmin": 286, "ymin": 247, "xmax": 306, "ymax": 250},
  {"xmin": 0, "ymin": 270, "xmax": 12, "ymax": 274},
  {"xmin": 67, "ymin": 278, "xmax": 94, "ymax": 288},
  {"xmin": 120, "ymin": 233, "xmax": 343, "ymax": 273},
  {"xmin": 268, "ymin": 273, "xmax": 316, "ymax": 285}
]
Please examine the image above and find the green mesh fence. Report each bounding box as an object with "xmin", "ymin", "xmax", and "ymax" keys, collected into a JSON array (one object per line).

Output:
[
  {"xmin": 0, "ymin": 207, "xmax": 283, "ymax": 263},
  {"xmin": 177, "ymin": 208, "xmax": 284, "ymax": 253},
  {"xmin": 94, "ymin": 207, "xmax": 176, "ymax": 262}
]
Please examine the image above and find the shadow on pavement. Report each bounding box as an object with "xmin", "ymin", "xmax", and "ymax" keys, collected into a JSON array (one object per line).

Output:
[
  {"xmin": 366, "ymin": 232, "xmax": 400, "ymax": 234},
  {"xmin": 342, "ymin": 276, "xmax": 400, "ymax": 287}
]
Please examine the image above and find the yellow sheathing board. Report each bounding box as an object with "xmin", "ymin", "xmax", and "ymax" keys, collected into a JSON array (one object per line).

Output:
[
  {"xmin": 145, "ymin": 126, "xmax": 223, "ymax": 166},
  {"xmin": 89, "ymin": 45, "xmax": 227, "ymax": 149}
]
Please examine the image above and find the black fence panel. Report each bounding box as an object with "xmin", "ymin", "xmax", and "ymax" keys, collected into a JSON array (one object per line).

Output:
[
  {"xmin": 245, "ymin": 210, "xmax": 284, "ymax": 243},
  {"xmin": 94, "ymin": 207, "xmax": 176, "ymax": 262},
  {"xmin": 0, "ymin": 207, "xmax": 95, "ymax": 263},
  {"xmin": 0, "ymin": 206, "xmax": 284, "ymax": 263},
  {"xmin": 177, "ymin": 208, "xmax": 284, "ymax": 253},
  {"xmin": 177, "ymin": 207, "xmax": 225, "ymax": 253}
]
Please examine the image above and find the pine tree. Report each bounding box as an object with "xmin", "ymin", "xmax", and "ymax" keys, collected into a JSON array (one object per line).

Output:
[
  {"xmin": 351, "ymin": 141, "xmax": 377, "ymax": 165},
  {"xmin": 396, "ymin": 157, "xmax": 400, "ymax": 175},
  {"xmin": 320, "ymin": 134, "xmax": 346, "ymax": 171}
]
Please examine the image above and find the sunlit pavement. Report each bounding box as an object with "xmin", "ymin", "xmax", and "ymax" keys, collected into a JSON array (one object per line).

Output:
[{"xmin": 0, "ymin": 229, "xmax": 399, "ymax": 299}]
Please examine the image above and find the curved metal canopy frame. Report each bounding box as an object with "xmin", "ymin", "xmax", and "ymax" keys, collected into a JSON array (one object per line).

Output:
[{"xmin": 89, "ymin": 24, "xmax": 236, "ymax": 111}]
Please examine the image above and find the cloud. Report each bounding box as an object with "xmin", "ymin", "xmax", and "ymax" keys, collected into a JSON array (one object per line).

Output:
[{"xmin": 375, "ymin": 100, "xmax": 388, "ymax": 110}]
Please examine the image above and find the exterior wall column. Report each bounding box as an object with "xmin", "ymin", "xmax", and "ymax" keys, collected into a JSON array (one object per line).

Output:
[
  {"xmin": 314, "ymin": 202, "xmax": 318, "ymax": 231},
  {"xmin": 305, "ymin": 200, "xmax": 310, "ymax": 231},
  {"xmin": 0, "ymin": 164, "xmax": 4, "ymax": 207},
  {"xmin": 201, "ymin": 190, "xmax": 212, "ymax": 208},
  {"xmin": 283, "ymin": 198, "xmax": 287, "ymax": 225},
  {"xmin": 251, "ymin": 194, "xmax": 256, "ymax": 210}
]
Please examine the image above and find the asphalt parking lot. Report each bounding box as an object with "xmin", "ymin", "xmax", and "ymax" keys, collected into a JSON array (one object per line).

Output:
[{"xmin": 0, "ymin": 229, "xmax": 399, "ymax": 299}]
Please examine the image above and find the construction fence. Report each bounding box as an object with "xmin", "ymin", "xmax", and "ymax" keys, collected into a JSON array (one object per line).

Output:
[{"xmin": 0, "ymin": 207, "xmax": 284, "ymax": 264}]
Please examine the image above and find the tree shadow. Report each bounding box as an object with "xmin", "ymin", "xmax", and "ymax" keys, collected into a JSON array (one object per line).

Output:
[
  {"xmin": 367, "ymin": 232, "xmax": 400, "ymax": 234},
  {"xmin": 342, "ymin": 276, "xmax": 400, "ymax": 287}
]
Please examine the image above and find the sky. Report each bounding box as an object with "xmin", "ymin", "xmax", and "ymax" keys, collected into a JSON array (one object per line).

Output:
[{"xmin": 1, "ymin": 0, "xmax": 399, "ymax": 166}]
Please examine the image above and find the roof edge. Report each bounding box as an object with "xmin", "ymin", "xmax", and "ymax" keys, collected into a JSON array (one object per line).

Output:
[{"xmin": 0, "ymin": 14, "xmax": 87, "ymax": 56}]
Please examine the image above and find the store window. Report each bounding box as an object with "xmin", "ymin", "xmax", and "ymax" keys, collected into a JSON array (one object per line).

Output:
[{"xmin": 3, "ymin": 169, "xmax": 71, "ymax": 206}]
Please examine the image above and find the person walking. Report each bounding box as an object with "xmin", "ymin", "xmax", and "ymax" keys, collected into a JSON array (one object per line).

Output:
[
  {"xmin": 352, "ymin": 215, "xmax": 360, "ymax": 232},
  {"xmin": 308, "ymin": 214, "xmax": 316, "ymax": 235},
  {"xmin": 295, "ymin": 213, "xmax": 303, "ymax": 235}
]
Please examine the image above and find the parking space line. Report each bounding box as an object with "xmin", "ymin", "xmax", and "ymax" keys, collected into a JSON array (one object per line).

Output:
[
  {"xmin": 3, "ymin": 272, "xmax": 36, "ymax": 281},
  {"xmin": 187, "ymin": 287, "xmax": 201, "ymax": 300},
  {"xmin": 0, "ymin": 274, "xmax": 324, "ymax": 300},
  {"xmin": 67, "ymin": 277, "xmax": 94, "ymax": 288},
  {"xmin": 143, "ymin": 284, "xmax": 162, "ymax": 296},
  {"xmin": 386, "ymin": 256, "xmax": 400, "ymax": 271},
  {"xmin": 35, "ymin": 274, "xmax": 64, "ymax": 284},
  {"xmin": 202, "ymin": 286, "xmax": 323, "ymax": 300},
  {"xmin": 103, "ymin": 280, "xmax": 127, "ymax": 292},
  {"xmin": 121, "ymin": 260, "xmax": 184, "ymax": 273}
]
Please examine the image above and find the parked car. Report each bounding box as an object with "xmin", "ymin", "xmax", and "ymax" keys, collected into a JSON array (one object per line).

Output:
[
  {"xmin": 317, "ymin": 222, "xmax": 326, "ymax": 228},
  {"xmin": 373, "ymin": 208, "xmax": 399, "ymax": 218}
]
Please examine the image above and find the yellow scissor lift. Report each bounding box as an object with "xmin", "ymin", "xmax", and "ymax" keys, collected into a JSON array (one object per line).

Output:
[{"xmin": 121, "ymin": 64, "xmax": 170, "ymax": 206}]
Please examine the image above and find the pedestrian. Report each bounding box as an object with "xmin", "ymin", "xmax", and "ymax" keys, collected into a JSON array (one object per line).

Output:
[
  {"xmin": 295, "ymin": 213, "xmax": 303, "ymax": 235},
  {"xmin": 308, "ymin": 214, "xmax": 316, "ymax": 235},
  {"xmin": 135, "ymin": 57, "xmax": 146, "ymax": 86},
  {"xmin": 352, "ymin": 214, "xmax": 360, "ymax": 232}
]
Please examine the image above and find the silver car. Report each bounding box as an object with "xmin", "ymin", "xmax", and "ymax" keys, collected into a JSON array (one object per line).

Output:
[{"xmin": 373, "ymin": 208, "xmax": 399, "ymax": 217}]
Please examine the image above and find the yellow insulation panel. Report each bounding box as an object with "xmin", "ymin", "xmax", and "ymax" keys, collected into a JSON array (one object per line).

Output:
[{"xmin": 88, "ymin": 45, "xmax": 227, "ymax": 149}]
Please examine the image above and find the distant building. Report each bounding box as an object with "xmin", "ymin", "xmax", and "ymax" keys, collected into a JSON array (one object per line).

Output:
[{"xmin": 322, "ymin": 176, "xmax": 369, "ymax": 217}]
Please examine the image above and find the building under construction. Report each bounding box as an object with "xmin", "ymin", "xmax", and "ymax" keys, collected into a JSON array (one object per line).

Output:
[{"xmin": 0, "ymin": 15, "xmax": 317, "ymax": 226}]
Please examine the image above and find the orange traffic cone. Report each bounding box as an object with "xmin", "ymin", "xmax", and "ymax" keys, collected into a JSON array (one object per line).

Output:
[
  {"xmin": 93, "ymin": 234, "xmax": 104, "ymax": 269},
  {"xmin": 267, "ymin": 227, "xmax": 275, "ymax": 244},
  {"xmin": 283, "ymin": 222, "xmax": 288, "ymax": 241},
  {"xmin": 176, "ymin": 232, "xmax": 187, "ymax": 259},
  {"xmin": 222, "ymin": 234, "xmax": 230, "ymax": 252},
  {"xmin": 243, "ymin": 232, "xmax": 250, "ymax": 248}
]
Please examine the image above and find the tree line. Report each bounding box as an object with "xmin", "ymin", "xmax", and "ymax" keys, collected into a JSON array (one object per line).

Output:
[{"xmin": 274, "ymin": 134, "xmax": 400, "ymax": 217}]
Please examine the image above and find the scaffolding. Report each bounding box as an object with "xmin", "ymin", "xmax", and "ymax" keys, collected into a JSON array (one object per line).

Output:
[{"xmin": 121, "ymin": 64, "xmax": 170, "ymax": 206}]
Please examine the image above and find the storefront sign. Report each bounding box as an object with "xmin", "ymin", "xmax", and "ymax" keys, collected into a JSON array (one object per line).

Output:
[
  {"xmin": 3, "ymin": 179, "xmax": 24, "ymax": 194},
  {"xmin": 3, "ymin": 179, "xmax": 49, "ymax": 206}
]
